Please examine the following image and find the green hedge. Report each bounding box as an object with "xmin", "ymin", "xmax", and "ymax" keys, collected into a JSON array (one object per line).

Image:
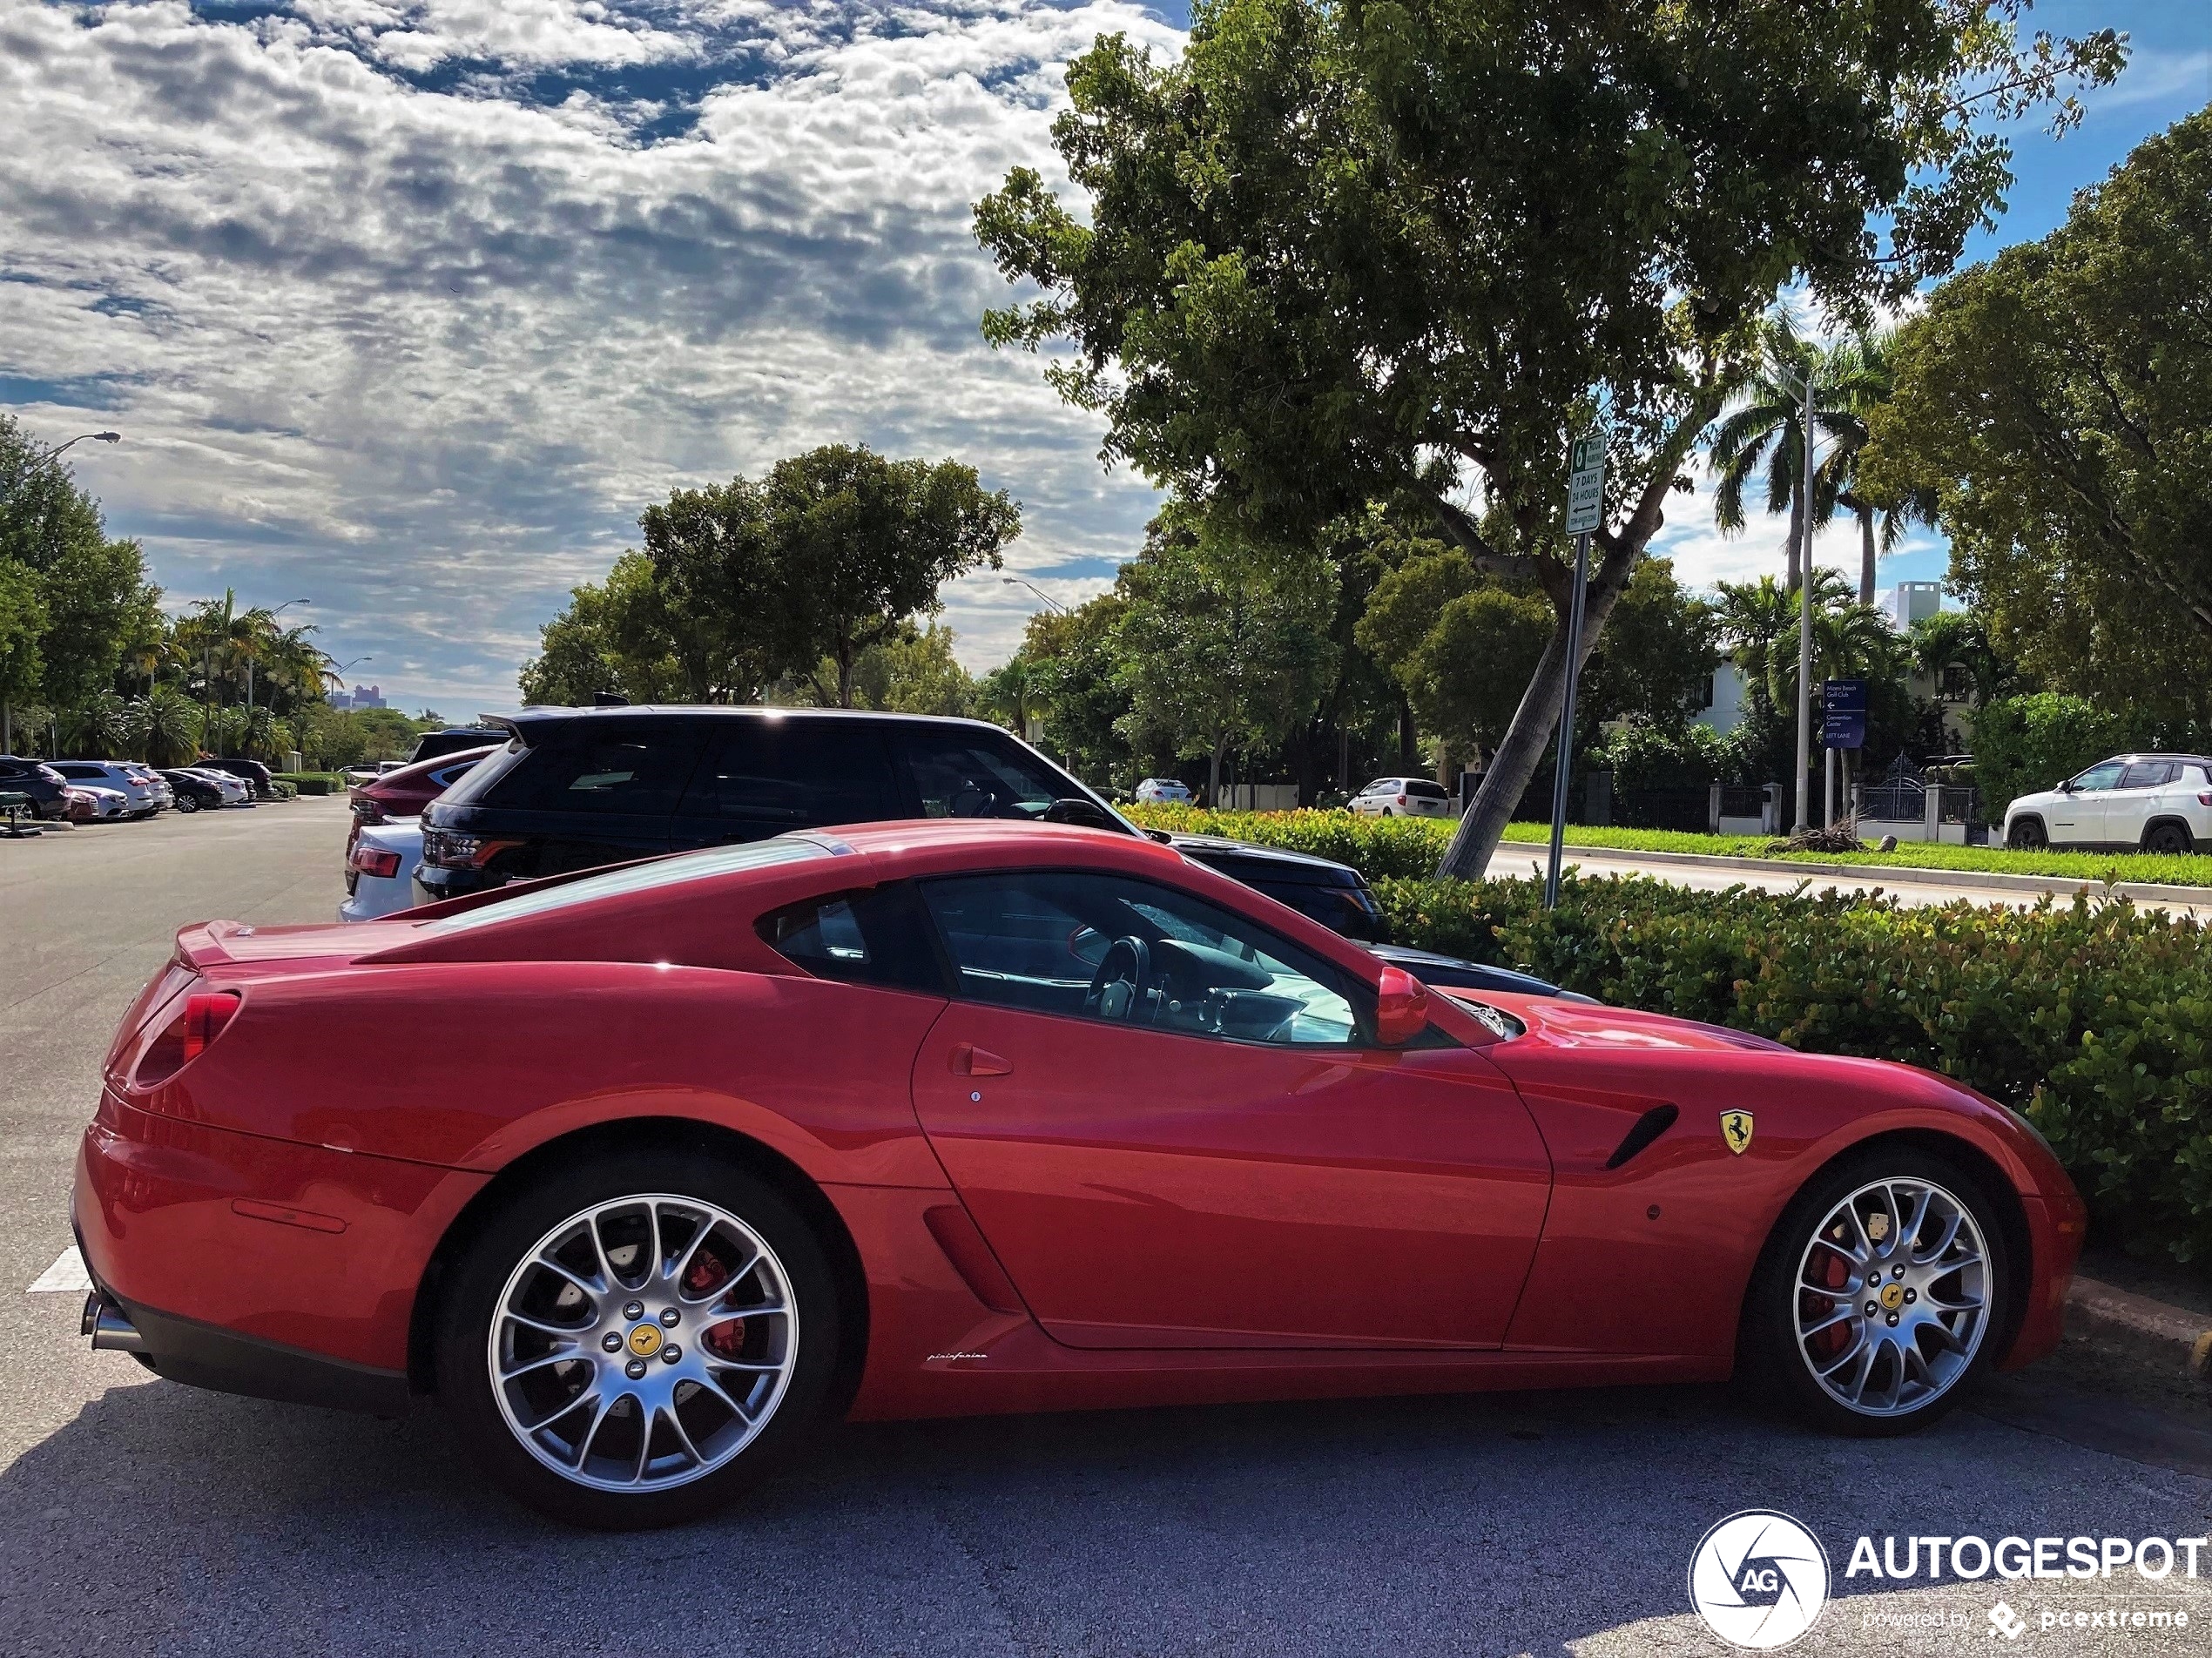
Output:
[
  {"xmin": 1375, "ymin": 873, "xmax": 2212, "ymax": 1264},
  {"xmin": 272, "ymin": 772, "xmax": 345, "ymax": 795}
]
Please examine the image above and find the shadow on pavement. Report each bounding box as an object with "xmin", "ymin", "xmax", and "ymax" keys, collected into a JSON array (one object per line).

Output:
[{"xmin": 1, "ymin": 1370, "xmax": 2208, "ymax": 1655}]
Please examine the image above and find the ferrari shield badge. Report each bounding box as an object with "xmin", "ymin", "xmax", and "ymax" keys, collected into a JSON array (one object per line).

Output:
[{"xmin": 1719, "ymin": 1110, "xmax": 1755, "ymax": 1156}]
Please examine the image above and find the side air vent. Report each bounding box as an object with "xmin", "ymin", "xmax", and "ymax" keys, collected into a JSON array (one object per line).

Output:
[{"xmin": 1604, "ymin": 1103, "xmax": 1681, "ymax": 1170}]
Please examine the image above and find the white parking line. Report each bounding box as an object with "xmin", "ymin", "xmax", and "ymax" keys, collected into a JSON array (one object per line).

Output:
[{"xmin": 27, "ymin": 1246, "xmax": 89, "ymax": 1294}]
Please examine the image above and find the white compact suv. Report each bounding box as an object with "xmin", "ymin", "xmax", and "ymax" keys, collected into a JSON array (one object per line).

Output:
[
  {"xmin": 46, "ymin": 761, "xmax": 161, "ymax": 819},
  {"xmin": 2002, "ymin": 754, "xmax": 2212, "ymax": 854},
  {"xmin": 1350, "ymin": 777, "xmax": 1454, "ymax": 819}
]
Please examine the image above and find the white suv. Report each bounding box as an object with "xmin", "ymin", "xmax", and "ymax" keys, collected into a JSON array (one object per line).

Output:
[
  {"xmin": 1349, "ymin": 777, "xmax": 1454, "ymax": 819},
  {"xmin": 47, "ymin": 761, "xmax": 161, "ymax": 819},
  {"xmin": 2003, "ymin": 754, "xmax": 2212, "ymax": 854}
]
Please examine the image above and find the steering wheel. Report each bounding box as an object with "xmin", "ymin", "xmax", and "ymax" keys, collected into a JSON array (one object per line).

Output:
[{"xmin": 1083, "ymin": 934, "xmax": 1152, "ymax": 1023}]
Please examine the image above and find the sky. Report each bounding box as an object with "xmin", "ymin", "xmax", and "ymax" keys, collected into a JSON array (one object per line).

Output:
[{"xmin": 1, "ymin": 0, "xmax": 2206, "ymax": 717}]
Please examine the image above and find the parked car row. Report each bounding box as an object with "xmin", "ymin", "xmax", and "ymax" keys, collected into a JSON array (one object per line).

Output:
[
  {"xmin": 334, "ymin": 707, "xmax": 1587, "ymax": 1001},
  {"xmin": 0, "ymin": 753, "xmax": 278, "ymax": 826}
]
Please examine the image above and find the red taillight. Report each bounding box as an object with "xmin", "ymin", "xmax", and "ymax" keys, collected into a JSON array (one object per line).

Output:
[
  {"xmin": 351, "ymin": 846, "xmax": 402, "ymax": 880},
  {"xmin": 1396, "ymin": 794, "xmax": 1407, "ymax": 805},
  {"xmin": 133, "ymin": 991, "xmax": 240, "ymax": 1089},
  {"xmin": 2198, "ymin": 792, "xmax": 2212, "ymax": 807}
]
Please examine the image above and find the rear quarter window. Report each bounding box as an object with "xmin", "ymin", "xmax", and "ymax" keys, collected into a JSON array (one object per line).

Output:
[{"xmin": 459, "ymin": 728, "xmax": 702, "ymax": 816}]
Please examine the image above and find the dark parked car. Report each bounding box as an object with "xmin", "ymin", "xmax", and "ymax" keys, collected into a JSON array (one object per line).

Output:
[
  {"xmin": 420, "ymin": 708, "xmax": 1578, "ymax": 1000},
  {"xmin": 0, "ymin": 756, "xmax": 70, "ymax": 819},
  {"xmin": 199, "ymin": 757, "xmax": 276, "ymax": 799},
  {"xmin": 408, "ymin": 726, "xmax": 508, "ymax": 765},
  {"xmin": 157, "ymin": 769, "xmax": 229, "ymax": 812}
]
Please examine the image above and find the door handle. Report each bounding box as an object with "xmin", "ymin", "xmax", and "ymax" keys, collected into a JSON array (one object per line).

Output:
[{"xmin": 949, "ymin": 1043, "xmax": 1013, "ymax": 1077}]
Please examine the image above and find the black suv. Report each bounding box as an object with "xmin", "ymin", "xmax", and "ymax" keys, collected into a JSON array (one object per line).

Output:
[
  {"xmin": 419, "ymin": 707, "xmax": 1573, "ymax": 997},
  {"xmin": 0, "ymin": 756, "xmax": 69, "ymax": 819}
]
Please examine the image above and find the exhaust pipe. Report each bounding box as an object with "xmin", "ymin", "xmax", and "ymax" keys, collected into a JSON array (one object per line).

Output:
[{"xmin": 81, "ymin": 1291, "xmax": 145, "ymax": 1354}]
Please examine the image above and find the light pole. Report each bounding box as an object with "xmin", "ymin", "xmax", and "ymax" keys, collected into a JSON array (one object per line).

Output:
[
  {"xmin": 1001, "ymin": 575, "xmax": 1069, "ymax": 616},
  {"xmin": 34, "ymin": 431, "xmax": 121, "ymax": 462},
  {"xmin": 1771, "ymin": 361, "xmax": 1819, "ymax": 834}
]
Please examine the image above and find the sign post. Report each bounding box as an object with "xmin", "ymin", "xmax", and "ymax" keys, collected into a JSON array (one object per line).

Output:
[
  {"xmin": 1546, "ymin": 436, "xmax": 1604, "ymax": 909},
  {"xmin": 1821, "ymin": 677, "xmax": 1867, "ymax": 829}
]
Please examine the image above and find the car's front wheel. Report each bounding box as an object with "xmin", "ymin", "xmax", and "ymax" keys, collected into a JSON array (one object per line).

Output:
[
  {"xmin": 435, "ymin": 1149, "xmax": 842, "ymax": 1527},
  {"xmin": 1746, "ymin": 1148, "xmax": 2008, "ymax": 1436},
  {"xmin": 174, "ymin": 793, "xmax": 199, "ymax": 813},
  {"xmin": 2006, "ymin": 816, "xmax": 2047, "ymax": 850}
]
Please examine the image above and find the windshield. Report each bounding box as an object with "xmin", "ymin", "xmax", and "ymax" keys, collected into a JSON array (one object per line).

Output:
[{"xmin": 422, "ymin": 837, "xmax": 827, "ymax": 933}]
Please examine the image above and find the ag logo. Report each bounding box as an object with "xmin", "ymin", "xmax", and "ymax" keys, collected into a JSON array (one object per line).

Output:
[
  {"xmin": 1688, "ymin": 1510, "xmax": 1830, "ymax": 1649},
  {"xmin": 1720, "ymin": 1110, "xmax": 1756, "ymax": 1156}
]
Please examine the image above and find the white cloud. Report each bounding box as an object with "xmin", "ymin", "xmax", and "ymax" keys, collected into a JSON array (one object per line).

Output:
[{"xmin": 0, "ymin": 0, "xmax": 1182, "ymax": 711}]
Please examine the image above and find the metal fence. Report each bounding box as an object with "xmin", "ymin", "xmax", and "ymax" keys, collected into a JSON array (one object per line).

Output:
[{"xmin": 1613, "ymin": 785, "xmax": 1713, "ymax": 833}]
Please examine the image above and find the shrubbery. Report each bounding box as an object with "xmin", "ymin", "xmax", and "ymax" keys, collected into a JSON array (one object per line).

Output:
[
  {"xmin": 272, "ymin": 772, "xmax": 344, "ymax": 795},
  {"xmin": 1971, "ymin": 693, "xmax": 2147, "ymax": 825},
  {"xmin": 1375, "ymin": 874, "xmax": 2212, "ymax": 1263}
]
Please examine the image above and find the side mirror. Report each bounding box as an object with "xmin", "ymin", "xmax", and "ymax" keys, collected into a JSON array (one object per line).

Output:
[
  {"xmin": 1373, "ymin": 967, "xmax": 1430, "ymax": 1047},
  {"xmin": 2058, "ymin": 778, "xmax": 2075, "ymax": 793}
]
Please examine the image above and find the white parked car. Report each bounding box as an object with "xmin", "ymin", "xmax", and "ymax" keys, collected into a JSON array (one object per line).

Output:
[
  {"xmin": 46, "ymin": 761, "xmax": 161, "ymax": 818},
  {"xmin": 178, "ymin": 766, "xmax": 253, "ymax": 805},
  {"xmin": 340, "ymin": 817, "xmax": 425, "ymax": 922},
  {"xmin": 63, "ymin": 784, "xmax": 131, "ymax": 821},
  {"xmin": 1348, "ymin": 776, "xmax": 1455, "ymax": 819},
  {"xmin": 1134, "ymin": 777, "xmax": 1194, "ymax": 805},
  {"xmin": 2003, "ymin": 753, "xmax": 2212, "ymax": 854}
]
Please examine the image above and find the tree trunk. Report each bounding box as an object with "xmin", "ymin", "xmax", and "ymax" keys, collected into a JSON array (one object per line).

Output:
[
  {"xmin": 835, "ymin": 639, "xmax": 855, "ymax": 709},
  {"xmin": 1436, "ymin": 570, "xmax": 1634, "ymax": 880},
  {"xmin": 1396, "ymin": 692, "xmax": 1417, "ymax": 768},
  {"xmin": 1858, "ymin": 508, "xmax": 1877, "ymax": 609},
  {"xmin": 1207, "ymin": 737, "xmax": 1224, "ymax": 806}
]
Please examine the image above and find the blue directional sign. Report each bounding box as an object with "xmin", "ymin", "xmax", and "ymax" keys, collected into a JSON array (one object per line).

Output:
[{"xmin": 1823, "ymin": 677, "xmax": 1868, "ymax": 750}]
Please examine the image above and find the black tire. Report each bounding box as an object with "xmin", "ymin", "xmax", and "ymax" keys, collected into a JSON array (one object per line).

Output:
[
  {"xmin": 1380, "ymin": 807, "xmax": 1394, "ymax": 817},
  {"xmin": 2143, "ymin": 822, "xmax": 2193, "ymax": 856},
  {"xmin": 2006, "ymin": 817, "xmax": 2047, "ymax": 851},
  {"xmin": 174, "ymin": 793, "xmax": 199, "ymax": 813},
  {"xmin": 1742, "ymin": 1145, "xmax": 2010, "ymax": 1438},
  {"xmin": 435, "ymin": 1148, "xmax": 843, "ymax": 1528}
]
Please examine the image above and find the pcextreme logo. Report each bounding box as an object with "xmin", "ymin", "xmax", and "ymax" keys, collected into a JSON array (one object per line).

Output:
[{"xmin": 1689, "ymin": 1510, "xmax": 1832, "ymax": 1649}]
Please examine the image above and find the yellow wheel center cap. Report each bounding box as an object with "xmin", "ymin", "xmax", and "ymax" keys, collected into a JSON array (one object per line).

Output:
[
  {"xmin": 627, "ymin": 1324, "xmax": 664, "ymax": 1358},
  {"xmin": 1879, "ymin": 1284, "xmax": 1905, "ymax": 1312}
]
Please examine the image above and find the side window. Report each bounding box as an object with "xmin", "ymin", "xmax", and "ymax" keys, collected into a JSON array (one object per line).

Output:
[
  {"xmin": 680, "ymin": 721, "xmax": 897, "ymax": 833},
  {"xmin": 756, "ymin": 885, "xmax": 945, "ymax": 994},
  {"xmin": 2119, "ymin": 761, "xmax": 2178, "ymax": 790},
  {"xmin": 489, "ymin": 728, "xmax": 699, "ymax": 816},
  {"xmin": 2071, "ymin": 761, "xmax": 2125, "ymax": 792},
  {"xmin": 900, "ymin": 732, "xmax": 1074, "ymax": 820},
  {"xmin": 918, "ymin": 871, "xmax": 1367, "ymax": 1047}
]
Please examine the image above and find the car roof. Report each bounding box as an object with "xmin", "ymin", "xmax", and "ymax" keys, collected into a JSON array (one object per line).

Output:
[{"xmin": 498, "ymin": 705, "xmax": 1018, "ymax": 744}]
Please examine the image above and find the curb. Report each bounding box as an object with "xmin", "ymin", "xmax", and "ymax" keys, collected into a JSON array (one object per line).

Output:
[
  {"xmin": 1494, "ymin": 842, "xmax": 2212, "ymax": 908},
  {"xmin": 2067, "ymin": 1276, "xmax": 2212, "ymax": 1380}
]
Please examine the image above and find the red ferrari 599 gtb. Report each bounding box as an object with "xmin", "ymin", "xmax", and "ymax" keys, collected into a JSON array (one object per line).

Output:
[{"xmin": 77, "ymin": 821, "xmax": 2084, "ymax": 1527}]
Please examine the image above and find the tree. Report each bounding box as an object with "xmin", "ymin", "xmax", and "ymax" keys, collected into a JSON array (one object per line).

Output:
[
  {"xmin": 975, "ymin": 0, "xmax": 2118, "ymax": 878},
  {"xmin": 1116, "ymin": 516, "xmax": 1337, "ymax": 801},
  {"xmin": 1709, "ymin": 316, "xmax": 1855, "ymax": 592},
  {"xmin": 0, "ymin": 414, "xmax": 152, "ymax": 718},
  {"xmin": 1817, "ymin": 330, "xmax": 1937, "ymax": 606},
  {"xmin": 519, "ymin": 551, "xmax": 690, "ymax": 707},
  {"xmin": 1579, "ymin": 559, "xmax": 1719, "ymax": 731},
  {"xmin": 1009, "ymin": 596, "xmax": 1137, "ymax": 784},
  {"xmin": 637, "ymin": 482, "xmax": 786, "ymax": 701},
  {"xmin": 1909, "ymin": 610, "xmax": 2013, "ymax": 710},
  {"xmin": 1863, "ymin": 106, "xmax": 2212, "ymax": 728},
  {"xmin": 784, "ymin": 620, "xmax": 979, "ymax": 716},
  {"xmin": 762, "ymin": 446, "xmax": 1021, "ymax": 707},
  {"xmin": 134, "ymin": 686, "xmax": 203, "ymax": 767},
  {"xmin": 1355, "ymin": 545, "xmax": 1550, "ymax": 771}
]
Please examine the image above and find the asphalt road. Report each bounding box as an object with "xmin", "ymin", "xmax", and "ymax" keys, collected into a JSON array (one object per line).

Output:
[{"xmin": 1, "ymin": 800, "xmax": 2209, "ymax": 1657}]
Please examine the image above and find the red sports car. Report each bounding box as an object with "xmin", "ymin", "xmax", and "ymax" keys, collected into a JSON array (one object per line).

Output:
[{"xmin": 77, "ymin": 822, "xmax": 2085, "ymax": 1527}]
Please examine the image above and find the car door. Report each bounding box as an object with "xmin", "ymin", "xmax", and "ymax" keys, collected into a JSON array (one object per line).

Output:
[
  {"xmin": 2107, "ymin": 759, "xmax": 2176, "ymax": 849},
  {"xmin": 668, "ymin": 718, "xmax": 900, "ymax": 848},
  {"xmin": 2050, "ymin": 759, "xmax": 2123, "ymax": 846},
  {"xmin": 907, "ymin": 868, "xmax": 1553, "ymax": 1350}
]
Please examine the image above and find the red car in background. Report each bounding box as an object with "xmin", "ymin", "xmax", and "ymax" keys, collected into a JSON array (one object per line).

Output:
[
  {"xmin": 76, "ymin": 821, "xmax": 2083, "ymax": 1528},
  {"xmin": 346, "ymin": 744, "xmax": 495, "ymax": 857}
]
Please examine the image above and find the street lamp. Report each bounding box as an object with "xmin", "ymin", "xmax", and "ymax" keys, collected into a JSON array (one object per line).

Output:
[
  {"xmin": 36, "ymin": 431, "xmax": 121, "ymax": 462},
  {"xmin": 1770, "ymin": 360, "xmax": 1821, "ymax": 835},
  {"xmin": 1001, "ymin": 575, "xmax": 1069, "ymax": 616}
]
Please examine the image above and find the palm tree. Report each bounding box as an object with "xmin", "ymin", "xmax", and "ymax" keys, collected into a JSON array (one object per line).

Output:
[
  {"xmin": 1813, "ymin": 329, "xmax": 1938, "ymax": 606},
  {"xmin": 60, "ymin": 692, "xmax": 134, "ymax": 759},
  {"xmin": 135, "ymin": 686, "xmax": 204, "ymax": 767},
  {"xmin": 1710, "ymin": 316, "xmax": 1842, "ymax": 590}
]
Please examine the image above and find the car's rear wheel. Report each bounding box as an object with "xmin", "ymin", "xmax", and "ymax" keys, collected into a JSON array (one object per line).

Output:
[
  {"xmin": 435, "ymin": 1149, "xmax": 841, "ymax": 1528},
  {"xmin": 2006, "ymin": 817, "xmax": 2047, "ymax": 851},
  {"xmin": 1745, "ymin": 1148, "xmax": 2008, "ymax": 1436},
  {"xmin": 2144, "ymin": 822, "xmax": 2193, "ymax": 855}
]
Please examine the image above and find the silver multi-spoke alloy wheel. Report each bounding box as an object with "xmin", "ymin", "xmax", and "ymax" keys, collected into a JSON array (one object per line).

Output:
[
  {"xmin": 1793, "ymin": 1176, "xmax": 1988, "ymax": 1417},
  {"xmin": 488, "ymin": 1194, "xmax": 799, "ymax": 1493}
]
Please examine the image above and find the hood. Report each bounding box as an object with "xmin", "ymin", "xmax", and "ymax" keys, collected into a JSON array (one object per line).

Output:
[{"xmin": 1509, "ymin": 997, "xmax": 1792, "ymax": 1055}]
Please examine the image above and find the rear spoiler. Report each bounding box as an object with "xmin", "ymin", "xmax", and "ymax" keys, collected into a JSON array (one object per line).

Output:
[{"xmin": 172, "ymin": 920, "xmax": 253, "ymax": 971}]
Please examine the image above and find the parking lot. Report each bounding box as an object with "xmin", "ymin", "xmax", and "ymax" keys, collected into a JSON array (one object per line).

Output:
[{"xmin": 1, "ymin": 799, "xmax": 2209, "ymax": 1655}]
